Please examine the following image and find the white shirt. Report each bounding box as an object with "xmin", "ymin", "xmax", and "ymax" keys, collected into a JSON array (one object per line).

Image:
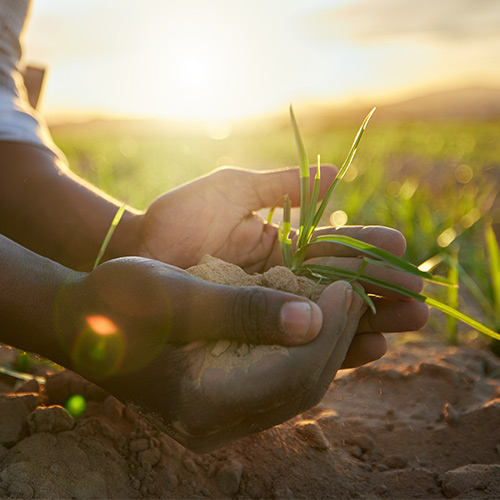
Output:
[{"xmin": 0, "ymin": 0, "xmax": 63, "ymax": 159}]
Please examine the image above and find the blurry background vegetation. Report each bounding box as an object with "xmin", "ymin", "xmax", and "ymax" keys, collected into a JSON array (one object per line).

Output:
[{"xmin": 50, "ymin": 89, "xmax": 500, "ymax": 343}]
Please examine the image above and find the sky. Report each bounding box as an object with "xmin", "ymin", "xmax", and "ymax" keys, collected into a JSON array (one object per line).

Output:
[{"xmin": 22, "ymin": 0, "xmax": 500, "ymax": 123}]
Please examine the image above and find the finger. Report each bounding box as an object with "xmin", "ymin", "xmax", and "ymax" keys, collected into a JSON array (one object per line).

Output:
[
  {"xmin": 219, "ymin": 166, "xmax": 338, "ymax": 212},
  {"xmin": 230, "ymin": 281, "xmax": 361, "ymax": 430},
  {"xmin": 307, "ymin": 225, "xmax": 407, "ymax": 258},
  {"xmin": 173, "ymin": 280, "xmax": 357, "ymax": 451},
  {"xmin": 313, "ymin": 284, "xmax": 364, "ymax": 394},
  {"xmin": 357, "ymin": 297, "xmax": 429, "ymax": 333},
  {"xmin": 167, "ymin": 273, "xmax": 324, "ymax": 346},
  {"xmin": 341, "ymin": 332, "xmax": 388, "ymax": 368},
  {"xmin": 305, "ymin": 256, "xmax": 424, "ymax": 299}
]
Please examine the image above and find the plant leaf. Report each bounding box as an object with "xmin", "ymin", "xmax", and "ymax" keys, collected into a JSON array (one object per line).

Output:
[
  {"xmin": 290, "ymin": 104, "xmax": 310, "ymax": 231},
  {"xmin": 299, "ymin": 156, "xmax": 322, "ymax": 248},
  {"xmin": 93, "ymin": 204, "xmax": 126, "ymax": 270},
  {"xmin": 485, "ymin": 224, "xmax": 500, "ymax": 319},
  {"xmin": 352, "ymin": 282, "xmax": 377, "ymax": 314},
  {"xmin": 311, "ymin": 107, "xmax": 376, "ymax": 231},
  {"xmin": 301, "ymin": 263, "xmax": 500, "ymax": 341},
  {"xmin": 266, "ymin": 195, "xmax": 287, "ymax": 224},
  {"xmin": 299, "ymin": 234, "xmax": 452, "ymax": 285},
  {"xmin": 280, "ymin": 195, "xmax": 293, "ymax": 268}
]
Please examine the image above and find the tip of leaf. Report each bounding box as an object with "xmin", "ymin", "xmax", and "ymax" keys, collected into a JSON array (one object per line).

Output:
[{"xmin": 362, "ymin": 107, "xmax": 377, "ymax": 130}]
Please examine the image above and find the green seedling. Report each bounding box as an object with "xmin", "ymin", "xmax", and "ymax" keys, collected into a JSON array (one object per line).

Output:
[{"xmin": 272, "ymin": 105, "xmax": 499, "ymax": 341}]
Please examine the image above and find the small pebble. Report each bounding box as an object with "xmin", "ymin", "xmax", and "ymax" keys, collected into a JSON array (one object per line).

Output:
[
  {"xmin": 27, "ymin": 405, "xmax": 74, "ymax": 434},
  {"xmin": 294, "ymin": 420, "xmax": 331, "ymax": 451},
  {"xmin": 182, "ymin": 456, "xmax": 198, "ymax": 474},
  {"xmin": 129, "ymin": 438, "xmax": 150, "ymax": 453},
  {"xmin": 156, "ymin": 468, "xmax": 178, "ymax": 492},
  {"xmin": 348, "ymin": 445, "xmax": 363, "ymax": 459},
  {"xmin": 8, "ymin": 482, "xmax": 34, "ymax": 500},
  {"xmin": 443, "ymin": 402, "xmax": 461, "ymax": 427},
  {"xmin": 138, "ymin": 447, "xmax": 161, "ymax": 469},
  {"xmin": 50, "ymin": 463, "xmax": 62, "ymax": 476},
  {"xmin": 383, "ymin": 455, "xmax": 408, "ymax": 469},
  {"xmin": 236, "ymin": 343, "xmax": 250, "ymax": 356},
  {"xmin": 210, "ymin": 340, "xmax": 231, "ymax": 357},
  {"xmin": 216, "ymin": 460, "xmax": 243, "ymax": 497}
]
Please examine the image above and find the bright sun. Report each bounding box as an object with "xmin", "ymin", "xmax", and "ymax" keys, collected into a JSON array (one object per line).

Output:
[{"xmin": 130, "ymin": 3, "xmax": 280, "ymax": 123}]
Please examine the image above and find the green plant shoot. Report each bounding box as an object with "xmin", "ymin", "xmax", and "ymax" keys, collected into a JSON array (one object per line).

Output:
[{"xmin": 274, "ymin": 105, "xmax": 500, "ymax": 341}]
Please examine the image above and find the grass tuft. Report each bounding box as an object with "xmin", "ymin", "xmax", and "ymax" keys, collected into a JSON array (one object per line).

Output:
[{"xmin": 273, "ymin": 107, "xmax": 500, "ymax": 341}]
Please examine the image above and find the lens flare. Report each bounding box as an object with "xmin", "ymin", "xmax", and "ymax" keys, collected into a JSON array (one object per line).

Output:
[
  {"xmin": 71, "ymin": 315, "xmax": 125, "ymax": 377},
  {"xmin": 86, "ymin": 315, "xmax": 118, "ymax": 336},
  {"xmin": 65, "ymin": 394, "xmax": 87, "ymax": 418}
]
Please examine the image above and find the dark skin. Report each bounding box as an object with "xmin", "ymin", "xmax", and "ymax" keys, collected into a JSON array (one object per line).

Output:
[{"xmin": 0, "ymin": 141, "xmax": 428, "ymax": 451}]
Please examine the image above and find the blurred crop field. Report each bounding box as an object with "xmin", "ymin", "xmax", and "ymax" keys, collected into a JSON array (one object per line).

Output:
[{"xmin": 50, "ymin": 111, "xmax": 500, "ymax": 340}]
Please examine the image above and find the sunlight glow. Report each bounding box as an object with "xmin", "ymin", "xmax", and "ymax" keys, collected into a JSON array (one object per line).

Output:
[{"xmin": 86, "ymin": 315, "xmax": 118, "ymax": 336}]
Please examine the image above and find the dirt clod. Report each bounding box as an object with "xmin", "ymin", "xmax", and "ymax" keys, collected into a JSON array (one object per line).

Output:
[
  {"xmin": 294, "ymin": 419, "xmax": 331, "ymax": 451},
  {"xmin": 216, "ymin": 459, "xmax": 243, "ymax": 497},
  {"xmin": 27, "ymin": 405, "xmax": 75, "ymax": 434}
]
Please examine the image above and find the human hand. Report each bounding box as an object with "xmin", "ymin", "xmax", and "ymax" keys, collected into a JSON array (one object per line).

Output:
[
  {"xmin": 52, "ymin": 257, "xmax": 364, "ymax": 452},
  {"xmin": 135, "ymin": 167, "xmax": 428, "ymax": 370},
  {"xmin": 303, "ymin": 226, "xmax": 429, "ymax": 369},
  {"xmin": 136, "ymin": 166, "xmax": 338, "ymax": 272}
]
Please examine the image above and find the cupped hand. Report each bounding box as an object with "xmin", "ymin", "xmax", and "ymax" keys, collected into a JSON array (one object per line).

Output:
[
  {"xmin": 137, "ymin": 166, "xmax": 338, "ymax": 273},
  {"xmin": 136, "ymin": 166, "xmax": 429, "ymax": 370},
  {"xmin": 52, "ymin": 257, "xmax": 364, "ymax": 452}
]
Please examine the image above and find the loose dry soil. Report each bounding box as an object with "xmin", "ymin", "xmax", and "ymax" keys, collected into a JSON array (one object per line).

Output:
[{"xmin": 0, "ymin": 256, "xmax": 499, "ymax": 499}]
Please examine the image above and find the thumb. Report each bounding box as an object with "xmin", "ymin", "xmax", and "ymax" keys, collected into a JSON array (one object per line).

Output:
[
  {"xmin": 173, "ymin": 280, "xmax": 323, "ymax": 346},
  {"xmin": 221, "ymin": 166, "xmax": 338, "ymax": 211}
]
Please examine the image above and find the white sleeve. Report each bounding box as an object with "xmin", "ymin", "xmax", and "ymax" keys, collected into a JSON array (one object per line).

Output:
[{"xmin": 0, "ymin": 0, "xmax": 66, "ymax": 161}]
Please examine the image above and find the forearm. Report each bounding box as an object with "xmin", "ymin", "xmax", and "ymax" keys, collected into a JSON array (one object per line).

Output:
[
  {"xmin": 0, "ymin": 141, "xmax": 143, "ymax": 270},
  {"xmin": 0, "ymin": 233, "xmax": 78, "ymax": 365}
]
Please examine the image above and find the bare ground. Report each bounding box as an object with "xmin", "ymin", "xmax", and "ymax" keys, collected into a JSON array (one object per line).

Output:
[{"xmin": 0, "ymin": 332, "xmax": 499, "ymax": 500}]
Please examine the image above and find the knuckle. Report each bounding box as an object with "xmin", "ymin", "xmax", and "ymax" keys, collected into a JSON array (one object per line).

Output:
[{"xmin": 231, "ymin": 288, "xmax": 268, "ymax": 343}]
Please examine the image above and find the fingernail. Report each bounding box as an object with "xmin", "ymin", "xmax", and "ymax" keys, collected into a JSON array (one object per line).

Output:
[
  {"xmin": 280, "ymin": 301, "xmax": 323, "ymax": 343},
  {"xmin": 345, "ymin": 286, "xmax": 354, "ymax": 311}
]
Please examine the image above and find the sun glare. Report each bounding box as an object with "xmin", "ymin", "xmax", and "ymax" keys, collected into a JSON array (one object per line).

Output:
[
  {"xmin": 131, "ymin": 3, "xmax": 279, "ymax": 123},
  {"xmin": 86, "ymin": 315, "xmax": 118, "ymax": 336}
]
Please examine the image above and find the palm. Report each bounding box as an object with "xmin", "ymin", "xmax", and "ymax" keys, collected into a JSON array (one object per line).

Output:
[{"xmin": 138, "ymin": 168, "xmax": 312, "ymax": 271}]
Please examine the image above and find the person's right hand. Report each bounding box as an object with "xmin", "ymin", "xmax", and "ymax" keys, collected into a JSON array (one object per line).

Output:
[{"xmin": 52, "ymin": 257, "xmax": 363, "ymax": 452}]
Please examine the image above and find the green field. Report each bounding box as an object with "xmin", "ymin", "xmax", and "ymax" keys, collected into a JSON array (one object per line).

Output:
[{"xmin": 51, "ymin": 113, "xmax": 500, "ymax": 340}]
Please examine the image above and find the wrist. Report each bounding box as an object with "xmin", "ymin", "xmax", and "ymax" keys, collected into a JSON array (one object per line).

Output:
[{"xmin": 0, "ymin": 235, "xmax": 85, "ymax": 367}]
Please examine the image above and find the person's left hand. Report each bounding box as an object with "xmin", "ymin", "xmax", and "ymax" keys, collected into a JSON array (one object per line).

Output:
[
  {"xmin": 137, "ymin": 166, "xmax": 338, "ymax": 273},
  {"xmin": 134, "ymin": 167, "xmax": 428, "ymax": 369}
]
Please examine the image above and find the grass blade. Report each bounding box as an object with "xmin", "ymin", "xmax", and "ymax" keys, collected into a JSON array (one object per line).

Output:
[
  {"xmin": 311, "ymin": 107, "xmax": 376, "ymax": 230},
  {"xmin": 299, "ymin": 156, "xmax": 322, "ymax": 248},
  {"xmin": 266, "ymin": 195, "xmax": 286, "ymax": 224},
  {"xmin": 352, "ymin": 283, "xmax": 377, "ymax": 314},
  {"xmin": 93, "ymin": 204, "xmax": 126, "ymax": 269},
  {"xmin": 485, "ymin": 224, "xmax": 500, "ymax": 318},
  {"xmin": 446, "ymin": 247, "xmax": 459, "ymax": 344},
  {"xmin": 290, "ymin": 104, "xmax": 310, "ymax": 231},
  {"xmin": 302, "ymin": 263, "xmax": 500, "ymax": 341},
  {"xmin": 299, "ymin": 234, "xmax": 453, "ymax": 285},
  {"xmin": 279, "ymin": 195, "xmax": 293, "ymax": 268}
]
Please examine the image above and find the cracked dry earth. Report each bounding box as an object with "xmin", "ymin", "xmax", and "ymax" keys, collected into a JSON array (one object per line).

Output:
[{"xmin": 0, "ymin": 256, "xmax": 499, "ymax": 499}]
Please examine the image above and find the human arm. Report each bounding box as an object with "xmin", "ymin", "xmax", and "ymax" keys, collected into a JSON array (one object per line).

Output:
[
  {"xmin": 0, "ymin": 140, "xmax": 427, "ymax": 368},
  {"xmin": 0, "ymin": 232, "xmax": 366, "ymax": 451},
  {"xmin": 0, "ymin": 141, "xmax": 142, "ymax": 271}
]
